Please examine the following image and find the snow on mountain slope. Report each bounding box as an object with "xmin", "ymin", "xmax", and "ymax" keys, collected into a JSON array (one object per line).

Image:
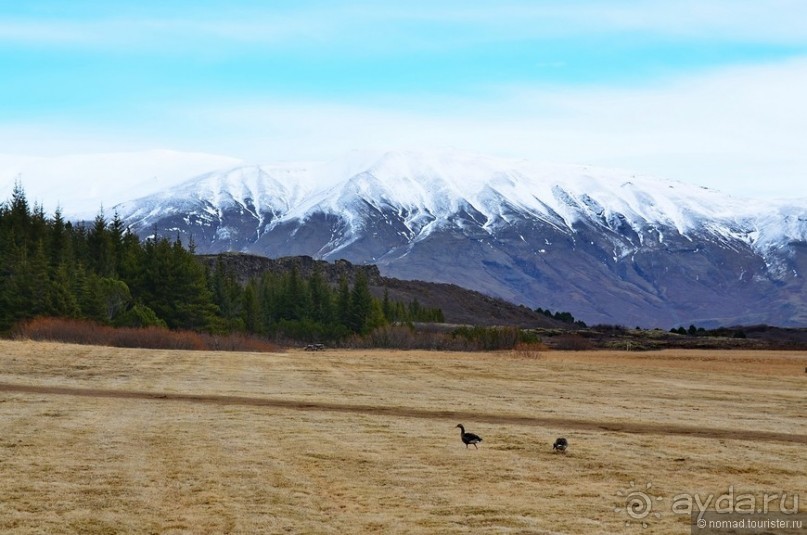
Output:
[
  {"xmin": 118, "ymin": 149, "xmax": 807, "ymax": 254},
  {"xmin": 110, "ymin": 149, "xmax": 807, "ymax": 327}
]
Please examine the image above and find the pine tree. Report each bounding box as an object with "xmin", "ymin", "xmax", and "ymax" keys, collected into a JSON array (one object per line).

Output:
[
  {"xmin": 163, "ymin": 237, "xmax": 218, "ymax": 330},
  {"xmin": 49, "ymin": 262, "xmax": 80, "ymax": 317},
  {"xmin": 211, "ymin": 257, "xmax": 243, "ymax": 322},
  {"xmin": 242, "ymin": 280, "xmax": 262, "ymax": 333},
  {"xmin": 382, "ymin": 288, "xmax": 392, "ymax": 321},
  {"xmin": 349, "ymin": 271, "xmax": 373, "ymax": 334},
  {"xmin": 116, "ymin": 228, "xmax": 142, "ymax": 284},
  {"xmin": 7, "ymin": 182, "xmax": 30, "ymax": 250},
  {"xmin": 48, "ymin": 208, "xmax": 71, "ymax": 268},
  {"xmin": 258, "ymin": 272, "xmax": 280, "ymax": 329},
  {"xmin": 80, "ymin": 273, "xmax": 107, "ymax": 323},
  {"xmin": 88, "ymin": 210, "xmax": 115, "ymax": 277},
  {"xmin": 27, "ymin": 239, "xmax": 54, "ymax": 317},
  {"xmin": 336, "ymin": 275, "xmax": 351, "ymax": 330},
  {"xmin": 308, "ymin": 265, "xmax": 332, "ymax": 324},
  {"xmin": 279, "ymin": 265, "xmax": 308, "ymax": 321},
  {"xmin": 173, "ymin": 239, "xmax": 219, "ymax": 330}
]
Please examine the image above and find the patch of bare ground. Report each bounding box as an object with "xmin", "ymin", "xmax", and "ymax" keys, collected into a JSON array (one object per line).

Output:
[{"xmin": 0, "ymin": 341, "xmax": 805, "ymax": 534}]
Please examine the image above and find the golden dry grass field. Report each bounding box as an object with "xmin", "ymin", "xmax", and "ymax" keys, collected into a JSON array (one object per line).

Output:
[{"xmin": 0, "ymin": 340, "xmax": 805, "ymax": 534}]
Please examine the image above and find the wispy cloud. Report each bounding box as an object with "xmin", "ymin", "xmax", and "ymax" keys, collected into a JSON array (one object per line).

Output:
[
  {"xmin": 3, "ymin": 54, "xmax": 805, "ymax": 198},
  {"xmin": 366, "ymin": 0, "xmax": 807, "ymax": 44},
  {"xmin": 140, "ymin": 56, "xmax": 805, "ymax": 198},
  {"xmin": 4, "ymin": 1, "xmax": 807, "ymax": 48},
  {"xmin": 0, "ymin": 17, "xmax": 327, "ymax": 50},
  {"xmin": 1, "ymin": 1, "xmax": 806, "ymax": 199}
]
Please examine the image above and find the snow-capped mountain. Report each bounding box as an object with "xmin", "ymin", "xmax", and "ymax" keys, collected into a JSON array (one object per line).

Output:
[{"xmin": 114, "ymin": 149, "xmax": 807, "ymax": 328}]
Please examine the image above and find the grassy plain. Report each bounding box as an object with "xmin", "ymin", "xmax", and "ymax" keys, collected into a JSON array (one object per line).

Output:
[{"xmin": 0, "ymin": 340, "xmax": 805, "ymax": 534}]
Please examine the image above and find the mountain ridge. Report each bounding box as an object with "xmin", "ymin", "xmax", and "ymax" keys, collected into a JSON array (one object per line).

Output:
[{"xmin": 114, "ymin": 150, "xmax": 807, "ymax": 328}]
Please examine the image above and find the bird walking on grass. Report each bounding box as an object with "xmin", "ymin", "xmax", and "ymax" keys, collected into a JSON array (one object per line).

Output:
[
  {"xmin": 456, "ymin": 424, "xmax": 482, "ymax": 449},
  {"xmin": 553, "ymin": 437, "xmax": 568, "ymax": 453}
]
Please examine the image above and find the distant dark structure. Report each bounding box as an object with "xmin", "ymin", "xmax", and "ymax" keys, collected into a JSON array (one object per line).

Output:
[
  {"xmin": 456, "ymin": 424, "xmax": 482, "ymax": 449},
  {"xmin": 553, "ymin": 437, "xmax": 568, "ymax": 453}
]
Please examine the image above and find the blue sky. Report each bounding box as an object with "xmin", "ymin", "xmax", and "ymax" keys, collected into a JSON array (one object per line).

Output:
[{"xmin": 2, "ymin": 0, "xmax": 807, "ymax": 198}]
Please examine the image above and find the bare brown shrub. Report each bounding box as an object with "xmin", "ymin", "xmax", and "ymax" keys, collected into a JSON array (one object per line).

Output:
[
  {"xmin": 511, "ymin": 341, "xmax": 548, "ymax": 359},
  {"xmin": 12, "ymin": 317, "xmax": 279, "ymax": 352}
]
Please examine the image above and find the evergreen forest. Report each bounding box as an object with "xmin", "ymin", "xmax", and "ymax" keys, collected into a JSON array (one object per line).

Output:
[{"xmin": 0, "ymin": 185, "xmax": 443, "ymax": 342}]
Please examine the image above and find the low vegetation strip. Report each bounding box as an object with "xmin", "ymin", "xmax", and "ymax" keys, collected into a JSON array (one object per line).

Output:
[{"xmin": 2, "ymin": 381, "xmax": 805, "ymax": 445}]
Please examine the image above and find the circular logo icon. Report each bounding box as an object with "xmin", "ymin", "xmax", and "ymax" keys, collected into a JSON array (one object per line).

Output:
[{"xmin": 615, "ymin": 481, "xmax": 664, "ymax": 528}]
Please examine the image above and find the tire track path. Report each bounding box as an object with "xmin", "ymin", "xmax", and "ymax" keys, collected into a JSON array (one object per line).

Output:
[{"xmin": 1, "ymin": 381, "xmax": 804, "ymax": 445}]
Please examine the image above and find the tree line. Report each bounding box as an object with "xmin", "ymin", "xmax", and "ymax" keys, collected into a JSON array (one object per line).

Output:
[
  {"xmin": 535, "ymin": 307, "xmax": 587, "ymax": 328},
  {"xmin": 0, "ymin": 184, "xmax": 442, "ymax": 340},
  {"xmin": 209, "ymin": 257, "xmax": 443, "ymax": 342}
]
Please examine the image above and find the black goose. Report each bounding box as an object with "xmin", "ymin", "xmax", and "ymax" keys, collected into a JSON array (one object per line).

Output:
[
  {"xmin": 553, "ymin": 437, "xmax": 568, "ymax": 453},
  {"xmin": 456, "ymin": 424, "xmax": 482, "ymax": 449}
]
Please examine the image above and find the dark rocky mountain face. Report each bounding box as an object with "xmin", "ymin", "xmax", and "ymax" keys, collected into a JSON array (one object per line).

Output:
[
  {"xmin": 115, "ymin": 153, "xmax": 807, "ymax": 329},
  {"xmin": 127, "ymin": 198, "xmax": 805, "ymax": 329}
]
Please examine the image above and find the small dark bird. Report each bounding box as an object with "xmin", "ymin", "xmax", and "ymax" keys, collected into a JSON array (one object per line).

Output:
[
  {"xmin": 553, "ymin": 437, "xmax": 568, "ymax": 453},
  {"xmin": 456, "ymin": 424, "xmax": 482, "ymax": 449}
]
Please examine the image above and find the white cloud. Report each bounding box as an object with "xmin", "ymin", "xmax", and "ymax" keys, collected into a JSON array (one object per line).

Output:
[
  {"xmin": 135, "ymin": 56, "xmax": 805, "ymax": 199},
  {"xmin": 6, "ymin": 56, "xmax": 806, "ymax": 199},
  {"xmin": 0, "ymin": 0, "xmax": 807, "ymax": 204},
  {"xmin": 503, "ymin": 57, "xmax": 807, "ymax": 197}
]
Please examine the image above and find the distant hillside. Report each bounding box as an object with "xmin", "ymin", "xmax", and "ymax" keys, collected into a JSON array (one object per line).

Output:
[
  {"xmin": 196, "ymin": 253, "xmax": 569, "ymax": 329},
  {"xmin": 197, "ymin": 253, "xmax": 807, "ymax": 349}
]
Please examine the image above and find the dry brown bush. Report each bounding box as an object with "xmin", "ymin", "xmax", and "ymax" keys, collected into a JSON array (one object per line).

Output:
[
  {"xmin": 12, "ymin": 317, "xmax": 279, "ymax": 352},
  {"xmin": 510, "ymin": 341, "xmax": 548, "ymax": 358}
]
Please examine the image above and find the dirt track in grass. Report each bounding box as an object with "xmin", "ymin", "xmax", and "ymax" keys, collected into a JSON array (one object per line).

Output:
[
  {"xmin": 1, "ymin": 381, "xmax": 805, "ymax": 445},
  {"xmin": 1, "ymin": 341, "xmax": 805, "ymax": 534}
]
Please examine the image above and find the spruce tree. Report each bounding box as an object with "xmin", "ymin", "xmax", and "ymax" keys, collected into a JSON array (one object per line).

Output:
[
  {"xmin": 27, "ymin": 239, "xmax": 54, "ymax": 317},
  {"xmin": 349, "ymin": 270, "xmax": 373, "ymax": 334},
  {"xmin": 88, "ymin": 210, "xmax": 116, "ymax": 277},
  {"xmin": 308, "ymin": 265, "xmax": 332, "ymax": 324},
  {"xmin": 336, "ymin": 275, "xmax": 351, "ymax": 330},
  {"xmin": 242, "ymin": 280, "xmax": 262, "ymax": 333},
  {"xmin": 382, "ymin": 288, "xmax": 392, "ymax": 321}
]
